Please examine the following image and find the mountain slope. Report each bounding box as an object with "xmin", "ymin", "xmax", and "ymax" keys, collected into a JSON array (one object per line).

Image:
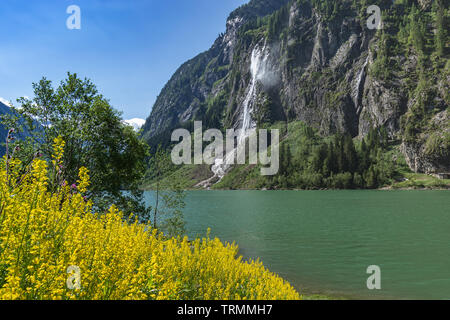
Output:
[
  {"xmin": 142, "ymin": 0, "xmax": 449, "ymax": 176},
  {"xmin": 0, "ymin": 101, "xmax": 14, "ymax": 154},
  {"xmin": 141, "ymin": 0, "xmax": 292, "ymax": 146}
]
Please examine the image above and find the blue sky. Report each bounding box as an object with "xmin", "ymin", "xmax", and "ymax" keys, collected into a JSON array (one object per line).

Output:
[{"xmin": 0, "ymin": 0, "xmax": 248, "ymax": 120}]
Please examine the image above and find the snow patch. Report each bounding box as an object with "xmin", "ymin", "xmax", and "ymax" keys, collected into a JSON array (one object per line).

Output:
[{"xmin": 0, "ymin": 97, "xmax": 12, "ymax": 107}]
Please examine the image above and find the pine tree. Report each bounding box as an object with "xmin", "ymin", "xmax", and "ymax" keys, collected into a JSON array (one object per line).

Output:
[
  {"xmin": 409, "ymin": 6, "xmax": 425, "ymax": 53},
  {"xmin": 343, "ymin": 135, "xmax": 358, "ymax": 173},
  {"xmin": 434, "ymin": 0, "xmax": 446, "ymax": 56}
]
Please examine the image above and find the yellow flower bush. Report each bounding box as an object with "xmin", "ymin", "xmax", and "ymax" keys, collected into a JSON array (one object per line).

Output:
[{"xmin": 0, "ymin": 137, "xmax": 300, "ymax": 300}]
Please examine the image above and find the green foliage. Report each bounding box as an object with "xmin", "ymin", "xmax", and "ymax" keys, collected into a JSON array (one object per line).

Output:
[
  {"xmin": 402, "ymin": 73, "xmax": 436, "ymax": 142},
  {"xmin": 370, "ymin": 32, "xmax": 397, "ymax": 80},
  {"xmin": 267, "ymin": 5, "xmax": 289, "ymax": 40},
  {"xmin": 255, "ymin": 95, "xmax": 277, "ymax": 126},
  {"xmin": 408, "ymin": 5, "xmax": 426, "ymax": 54},
  {"xmin": 204, "ymin": 90, "xmax": 229, "ymax": 129},
  {"xmin": 228, "ymin": 0, "xmax": 291, "ymax": 21},
  {"xmin": 368, "ymin": 0, "xmax": 449, "ymax": 82},
  {"xmin": 308, "ymin": 0, "xmax": 347, "ymax": 21},
  {"xmin": 424, "ymin": 132, "xmax": 450, "ymax": 157},
  {"xmin": 433, "ymin": 0, "xmax": 448, "ymax": 57}
]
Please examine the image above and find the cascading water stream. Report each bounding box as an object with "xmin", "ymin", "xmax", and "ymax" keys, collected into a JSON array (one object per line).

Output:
[
  {"xmin": 353, "ymin": 56, "xmax": 369, "ymax": 115},
  {"xmin": 196, "ymin": 44, "xmax": 268, "ymax": 187},
  {"xmin": 239, "ymin": 45, "xmax": 265, "ymax": 143}
]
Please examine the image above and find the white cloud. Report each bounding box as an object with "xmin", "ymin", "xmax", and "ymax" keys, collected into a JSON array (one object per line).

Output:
[{"xmin": 123, "ymin": 118, "xmax": 146, "ymax": 132}]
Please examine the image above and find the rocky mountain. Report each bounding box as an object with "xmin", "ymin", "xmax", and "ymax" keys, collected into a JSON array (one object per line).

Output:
[
  {"xmin": 124, "ymin": 118, "xmax": 146, "ymax": 132},
  {"xmin": 142, "ymin": 0, "xmax": 449, "ymax": 175},
  {"xmin": 0, "ymin": 100, "xmax": 14, "ymax": 154}
]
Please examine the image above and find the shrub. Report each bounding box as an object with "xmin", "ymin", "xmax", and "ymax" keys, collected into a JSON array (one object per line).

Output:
[{"xmin": 0, "ymin": 138, "xmax": 300, "ymax": 300}]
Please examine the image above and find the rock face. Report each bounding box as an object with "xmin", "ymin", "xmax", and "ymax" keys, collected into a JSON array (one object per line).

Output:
[
  {"xmin": 402, "ymin": 110, "xmax": 450, "ymax": 174},
  {"xmin": 142, "ymin": 0, "xmax": 449, "ymax": 174}
]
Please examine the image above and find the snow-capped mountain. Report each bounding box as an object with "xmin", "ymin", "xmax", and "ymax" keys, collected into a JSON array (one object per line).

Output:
[{"xmin": 123, "ymin": 118, "xmax": 146, "ymax": 132}]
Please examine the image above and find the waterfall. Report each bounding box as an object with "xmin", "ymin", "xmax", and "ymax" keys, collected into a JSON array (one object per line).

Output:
[
  {"xmin": 353, "ymin": 56, "xmax": 369, "ymax": 115},
  {"xmin": 198, "ymin": 44, "xmax": 267, "ymax": 187},
  {"xmin": 239, "ymin": 45, "xmax": 266, "ymax": 143}
]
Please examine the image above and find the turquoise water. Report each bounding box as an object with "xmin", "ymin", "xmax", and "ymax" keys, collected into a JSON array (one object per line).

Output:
[{"xmin": 145, "ymin": 190, "xmax": 450, "ymax": 299}]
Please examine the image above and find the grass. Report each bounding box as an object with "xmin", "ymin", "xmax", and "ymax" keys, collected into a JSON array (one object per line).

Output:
[
  {"xmin": 391, "ymin": 170, "xmax": 450, "ymax": 189},
  {"xmin": 142, "ymin": 164, "xmax": 213, "ymax": 190},
  {"xmin": 213, "ymin": 164, "xmax": 263, "ymax": 189},
  {"xmin": 302, "ymin": 294, "xmax": 348, "ymax": 300}
]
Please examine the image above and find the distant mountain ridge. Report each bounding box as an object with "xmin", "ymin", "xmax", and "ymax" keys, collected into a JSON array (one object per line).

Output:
[{"xmin": 0, "ymin": 100, "xmax": 14, "ymax": 154}]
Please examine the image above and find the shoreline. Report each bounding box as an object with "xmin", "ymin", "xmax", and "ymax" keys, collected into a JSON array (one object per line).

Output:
[
  {"xmin": 142, "ymin": 186, "xmax": 450, "ymax": 191},
  {"xmin": 302, "ymin": 293, "xmax": 348, "ymax": 300}
]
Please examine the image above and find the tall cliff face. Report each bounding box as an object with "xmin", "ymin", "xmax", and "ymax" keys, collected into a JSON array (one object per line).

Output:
[{"xmin": 142, "ymin": 0, "xmax": 449, "ymax": 174}]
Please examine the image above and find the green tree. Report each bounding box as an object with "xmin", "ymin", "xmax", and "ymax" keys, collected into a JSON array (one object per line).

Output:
[
  {"xmin": 311, "ymin": 143, "xmax": 327, "ymax": 173},
  {"xmin": 343, "ymin": 134, "xmax": 358, "ymax": 173},
  {"xmin": 159, "ymin": 184, "xmax": 186, "ymax": 238},
  {"xmin": 365, "ymin": 166, "xmax": 378, "ymax": 189},
  {"xmin": 408, "ymin": 6, "xmax": 425, "ymax": 53},
  {"xmin": 434, "ymin": 0, "xmax": 446, "ymax": 56},
  {"xmin": 279, "ymin": 142, "xmax": 292, "ymax": 177},
  {"xmin": 148, "ymin": 144, "xmax": 186, "ymax": 237},
  {"xmin": 2, "ymin": 73, "xmax": 150, "ymax": 218}
]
